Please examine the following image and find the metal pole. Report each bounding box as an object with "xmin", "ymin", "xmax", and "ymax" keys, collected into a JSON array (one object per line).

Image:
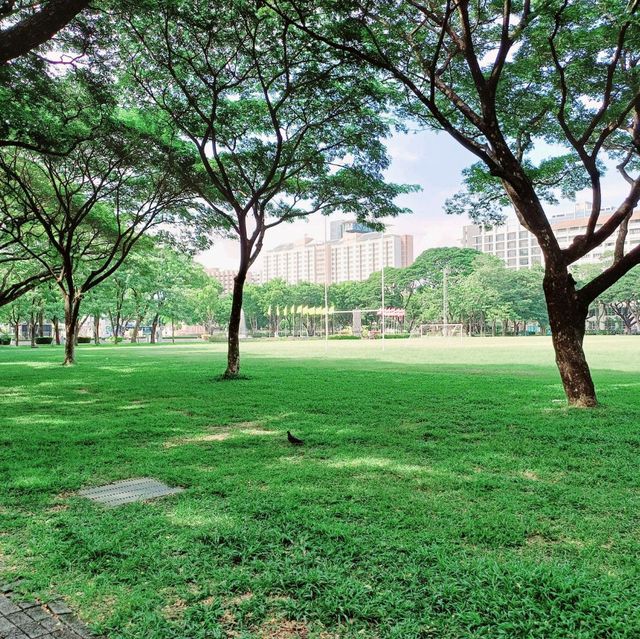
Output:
[
  {"xmin": 443, "ymin": 266, "xmax": 449, "ymax": 337},
  {"xmin": 381, "ymin": 231, "xmax": 385, "ymax": 350},
  {"xmin": 324, "ymin": 217, "xmax": 329, "ymax": 353}
]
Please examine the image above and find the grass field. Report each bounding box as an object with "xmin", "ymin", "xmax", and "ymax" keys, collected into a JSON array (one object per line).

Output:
[{"xmin": 1, "ymin": 337, "xmax": 639, "ymax": 638}]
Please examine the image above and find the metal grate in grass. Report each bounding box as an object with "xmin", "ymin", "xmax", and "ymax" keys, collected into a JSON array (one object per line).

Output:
[{"xmin": 77, "ymin": 477, "xmax": 184, "ymax": 507}]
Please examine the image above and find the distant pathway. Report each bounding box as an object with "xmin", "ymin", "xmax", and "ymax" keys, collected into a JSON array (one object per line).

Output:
[{"xmin": 0, "ymin": 580, "xmax": 99, "ymax": 639}]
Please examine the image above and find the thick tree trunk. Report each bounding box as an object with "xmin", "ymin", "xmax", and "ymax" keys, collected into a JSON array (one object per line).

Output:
[
  {"xmin": 93, "ymin": 315, "xmax": 100, "ymax": 345},
  {"xmin": 14, "ymin": 322, "xmax": 19, "ymax": 347},
  {"xmin": 224, "ymin": 265, "xmax": 248, "ymax": 378},
  {"xmin": 63, "ymin": 295, "xmax": 81, "ymax": 366},
  {"xmin": 111, "ymin": 312, "xmax": 121, "ymax": 343},
  {"xmin": 544, "ymin": 270, "xmax": 596, "ymax": 407},
  {"xmin": 54, "ymin": 317, "xmax": 60, "ymax": 345},
  {"xmin": 131, "ymin": 316, "xmax": 142, "ymax": 343},
  {"xmin": 150, "ymin": 314, "xmax": 159, "ymax": 343}
]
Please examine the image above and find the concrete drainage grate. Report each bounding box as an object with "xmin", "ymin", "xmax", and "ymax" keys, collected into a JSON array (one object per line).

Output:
[{"xmin": 77, "ymin": 477, "xmax": 184, "ymax": 507}]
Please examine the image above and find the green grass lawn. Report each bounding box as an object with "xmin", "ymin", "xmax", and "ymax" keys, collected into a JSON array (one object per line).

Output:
[{"xmin": 1, "ymin": 337, "xmax": 639, "ymax": 638}]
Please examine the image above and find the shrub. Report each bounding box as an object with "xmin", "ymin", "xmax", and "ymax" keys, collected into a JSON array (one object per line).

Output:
[
  {"xmin": 328, "ymin": 334, "xmax": 361, "ymax": 340},
  {"xmin": 381, "ymin": 333, "xmax": 411, "ymax": 340},
  {"xmin": 35, "ymin": 337, "xmax": 53, "ymax": 345},
  {"xmin": 0, "ymin": 336, "xmax": 11, "ymax": 346},
  {"xmin": 77, "ymin": 336, "xmax": 92, "ymax": 344}
]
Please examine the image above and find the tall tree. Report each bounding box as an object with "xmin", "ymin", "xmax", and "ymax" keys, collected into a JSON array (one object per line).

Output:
[
  {"xmin": 0, "ymin": 125, "xmax": 194, "ymax": 364},
  {"xmin": 274, "ymin": 0, "xmax": 640, "ymax": 405},
  {"xmin": 118, "ymin": 0, "xmax": 413, "ymax": 378},
  {"xmin": 0, "ymin": 0, "xmax": 91, "ymax": 65}
]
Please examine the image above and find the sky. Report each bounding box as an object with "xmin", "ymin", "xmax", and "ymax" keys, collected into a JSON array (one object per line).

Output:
[{"xmin": 195, "ymin": 129, "xmax": 631, "ymax": 273}]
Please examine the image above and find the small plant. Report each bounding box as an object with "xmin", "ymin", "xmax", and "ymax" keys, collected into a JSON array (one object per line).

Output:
[
  {"xmin": 77, "ymin": 336, "xmax": 92, "ymax": 344},
  {"xmin": 0, "ymin": 334, "xmax": 11, "ymax": 346},
  {"xmin": 35, "ymin": 337, "xmax": 54, "ymax": 345}
]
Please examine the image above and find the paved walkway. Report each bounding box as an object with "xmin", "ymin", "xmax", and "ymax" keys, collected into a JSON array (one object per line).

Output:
[{"xmin": 0, "ymin": 581, "xmax": 98, "ymax": 639}]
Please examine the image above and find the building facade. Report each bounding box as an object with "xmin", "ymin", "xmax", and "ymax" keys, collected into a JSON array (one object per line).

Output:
[
  {"xmin": 261, "ymin": 225, "xmax": 414, "ymax": 285},
  {"xmin": 462, "ymin": 202, "xmax": 640, "ymax": 269},
  {"xmin": 206, "ymin": 267, "xmax": 260, "ymax": 293}
]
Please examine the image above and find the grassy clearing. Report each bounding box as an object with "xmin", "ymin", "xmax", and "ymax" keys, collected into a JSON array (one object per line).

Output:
[{"xmin": 1, "ymin": 337, "xmax": 639, "ymax": 638}]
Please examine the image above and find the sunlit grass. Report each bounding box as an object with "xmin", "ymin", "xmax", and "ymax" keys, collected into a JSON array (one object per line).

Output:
[{"xmin": 0, "ymin": 337, "xmax": 639, "ymax": 638}]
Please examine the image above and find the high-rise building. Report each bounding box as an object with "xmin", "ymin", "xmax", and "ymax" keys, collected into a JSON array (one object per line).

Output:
[
  {"xmin": 329, "ymin": 219, "xmax": 376, "ymax": 240},
  {"xmin": 262, "ymin": 224, "xmax": 414, "ymax": 285},
  {"xmin": 462, "ymin": 202, "xmax": 640, "ymax": 269},
  {"xmin": 206, "ymin": 267, "xmax": 260, "ymax": 293}
]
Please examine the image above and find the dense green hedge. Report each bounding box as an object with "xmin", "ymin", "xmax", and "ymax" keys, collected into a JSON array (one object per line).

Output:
[
  {"xmin": 35, "ymin": 337, "xmax": 53, "ymax": 345},
  {"xmin": 77, "ymin": 336, "xmax": 92, "ymax": 344}
]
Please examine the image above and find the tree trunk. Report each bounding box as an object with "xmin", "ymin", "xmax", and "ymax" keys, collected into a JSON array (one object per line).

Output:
[
  {"xmin": 171, "ymin": 318, "xmax": 175, "ymax": 344},
  {"xmin": 544, "ymin": 270, "xmax": 596, "ymax": 407},
  {"xmin": 38, "ymin": 310, "xmax": 44, "ymax": 337},
  {"xmin": 93, "ymin": 315, "xmax": 100, "ymax": 345},
  {"xmin": 54, "ymin": 317, "xmax": 60, "ymax": 344},
  {"xmin": 131, "ymin": 316, "xmax": 142, "ymax": 343},
  {"xmin": 63, "ymin": 295, "xmax": 81, "ymax": 366},
  {"xmin": 112, "ymin": 312, "xmax": 121, "ymax": 343},
  {"xmin": 224, "ymin": 264, "xmax": 248, "ymax": 378},
  {"xmin": 30, "ymin": 312, "xmax": 37, "ymax": 348},
  {"xmin": 14, "ymin": 322, "xmax": 19, "ymax": 347},
  {"xmin": 150, "ymin": 314, "xmax": 159, "ymax": 343}
]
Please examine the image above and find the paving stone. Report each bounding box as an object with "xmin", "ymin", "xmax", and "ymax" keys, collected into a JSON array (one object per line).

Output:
[
  {"xmin": 0, "ymin": 595, "xmax": 21, "ymax": 615},
  {"xmin": 6, "ymin": 611, "xmax": 34, "ymax": 627},
  {"xmin": 0, "ymin": 615, "xmax": 18, "ymax": 634},
  {"xmin": 19, "ymin": 620, "xmax": 50, "ymax": 638},
  {"xmin": 1, "ymin": 581, "xmax": 23, "ymax": 594},
  {"xmin": 51, "ymin": 629, "xmax": 82, "ymax": 639},
  {"xmin": 39, "ymin": 618, "xmax": 63, "ymax": 633},
  {"xmin": 46, "ymin": 602, "xmax": 72, "ymax": 616},
  {"xmin": 1, "ymin": 590, "xmax": 99, "ymax": 639},
  {"xmin": 27, "ymin": 608, "xmax": 50, "ymax": 623},
  {"xmin": 77, "ymin": 477, "xmax": 184, "ymax": 507},
  {"xmin": 59, "ymin": 617, "xmax": 92, "ymax": 638}
]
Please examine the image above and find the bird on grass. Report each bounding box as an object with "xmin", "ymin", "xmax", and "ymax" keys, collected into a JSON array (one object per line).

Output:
[{"xmin": 287, "ymin": 431, "xmax": 304, "ymax": 445}]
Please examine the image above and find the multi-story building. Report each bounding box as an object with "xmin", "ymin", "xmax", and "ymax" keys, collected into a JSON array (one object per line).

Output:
[
  {"xmin": 462, "ymin": 202, "xmax": 640, "ymax": 269},
  {"xmin": 261, "ymin": 223, "xmax": 414, "ymax": 285},
  {"xmin": 206, "ymin": 267, "xmax": 260, "ymax": 293}
]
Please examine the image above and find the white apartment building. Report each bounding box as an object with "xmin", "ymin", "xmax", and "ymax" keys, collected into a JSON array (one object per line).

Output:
[
  {"xmin": 262, "ymin": 226, "xmax": 414, "ymax": 285},
  {"xmin": 206, "ymin": 267, "xmax": 260, "ymax": 293},
  {"xmin": 462, "ymin": 202, "xmax": 640, "ymax": 269}
]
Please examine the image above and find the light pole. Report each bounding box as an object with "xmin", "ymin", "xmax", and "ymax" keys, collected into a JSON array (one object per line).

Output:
[
  {"xmin": 443, "ymin": 265, "xmax": 449, "ymax": 337},
  {"xmin": 381, "ymin": 230, "xmax": 385, "ymax": 349},
  {"xmin": 324, "ymin": 216, "xmax": 329, "ymax": 352}
]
